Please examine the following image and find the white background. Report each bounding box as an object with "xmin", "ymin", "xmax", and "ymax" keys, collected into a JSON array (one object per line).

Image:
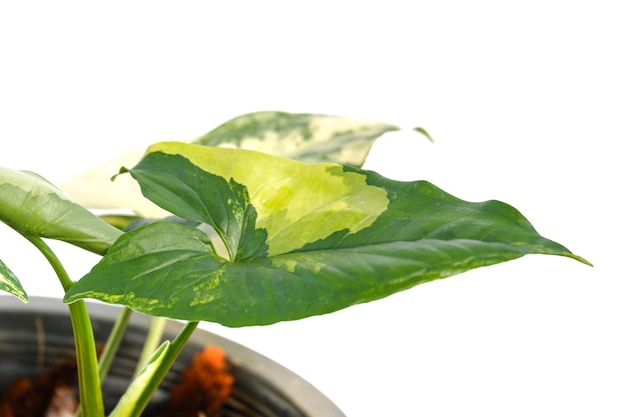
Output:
[{"xmin": 1, "ymin": 2, "xmax": 623, "ymax": 416}]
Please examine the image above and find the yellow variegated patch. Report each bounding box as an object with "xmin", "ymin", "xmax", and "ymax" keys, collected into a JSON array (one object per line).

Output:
[{"xmin": 146, "ymin": 142, "xmax": 389, "ymax": 256}]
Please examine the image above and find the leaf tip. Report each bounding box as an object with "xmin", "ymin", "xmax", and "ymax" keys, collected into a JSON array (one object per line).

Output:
[
  {"xmin": 111, "ymin": 166, "xmax": 131, "ymax": 182},
  {"xmin": 413, "ymin": 126, "xmax": 434, "ymax": 143},
  {"xmin": 574, "ymin": 254, "xmax": 593, "ymax": 267}
]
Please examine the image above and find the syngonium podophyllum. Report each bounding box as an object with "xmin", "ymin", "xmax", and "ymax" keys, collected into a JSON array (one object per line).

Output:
[
  {"xmin": 0, "ymin": 112, "xmax": 591, "ymax": 417},
  {"xmin": 60, "ymin": 142, "xmax": 590, "ymax": 327}
]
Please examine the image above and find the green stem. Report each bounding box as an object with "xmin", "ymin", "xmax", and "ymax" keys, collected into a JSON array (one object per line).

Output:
[
  {"xmin": 112, "ymin": 321, "xmax": 199, "ymax": 417},
  {"xmin": 23, "ymin": 235, "xmax": 74, "ymax": 292},
  {"xmin": 23, "ymin": 235, "xmax": 105, "ymax": 417},
  {"xmin": 133, "ymin": 316, "xmax": 167, "ymax": 379},
  {"xmin": 99, "ymin": 306, "xmax": 133, "ymax": 380},
  {"xmin": 134, "ymin": 320, "xmax": 199, "ymax": 416},
  {"xmin": 151, "ymin": 321, "xmax": 199, "ymax": 389}
]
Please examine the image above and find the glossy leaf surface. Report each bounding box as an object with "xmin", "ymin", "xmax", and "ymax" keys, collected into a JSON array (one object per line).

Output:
[
  {"xmin": 64, "ymin": 143, "xmax": 589, "ymax": 326},
  {"xmin": 0, "ymin": 167, "xmax": 122, "ymax": 255}
]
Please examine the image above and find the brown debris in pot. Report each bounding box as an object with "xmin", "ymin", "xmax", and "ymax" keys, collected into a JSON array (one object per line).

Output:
[
  {"xmin": 0, "ymin": 355, "xmax": 78, "ymax": 417},
  {"xmin": 162, "ymin": 346, "xmax": 234, "ymax": 417},
  {"xmin": 0, "ymin": 345, "xmax": 233, "ymax": 417}
]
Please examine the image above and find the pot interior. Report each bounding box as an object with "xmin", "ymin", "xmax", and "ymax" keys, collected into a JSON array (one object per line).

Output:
[{"xmin": 0, "ymin": 297, "xmax": 344, "ymax": 417}]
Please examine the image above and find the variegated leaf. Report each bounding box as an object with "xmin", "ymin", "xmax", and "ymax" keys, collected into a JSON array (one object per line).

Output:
[{"xmin": 64, "ymin": 144, "xmax": 589, "ymax": 326}]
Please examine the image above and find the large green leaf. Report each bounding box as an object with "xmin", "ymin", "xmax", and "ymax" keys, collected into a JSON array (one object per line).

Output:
[
  {"xmin": 0, "ymin": 258, "xmax": 28, "ymax": 302},
  {"xmin": 0, "ymin": 167, "xmax": 123, "ymax": 255},
  {"xmin": 192, "ymin": 110, "xmax": 418, "ymax": 166},
  {"xmin": 64, "ymin": 143, "xmax": 589, "ymax": 327}
]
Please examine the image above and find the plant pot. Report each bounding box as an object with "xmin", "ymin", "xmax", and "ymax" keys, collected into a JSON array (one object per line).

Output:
[{"xmin": 0, "ymin": 296, "xmax": 345, "ymax": 417}]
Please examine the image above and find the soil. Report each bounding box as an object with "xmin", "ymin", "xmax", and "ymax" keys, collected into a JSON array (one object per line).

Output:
[{"xmin": 0, "ymin": 346, "xmax": 234, "ymax": 417}]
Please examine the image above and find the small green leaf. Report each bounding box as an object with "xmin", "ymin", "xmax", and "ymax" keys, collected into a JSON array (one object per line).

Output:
[
  {"xmin": 0, "ymin": 167, "xmax": 122, "ymax": 255},
  {"xmin": 193, "ymin": 111, "xmax": 401, "ymax": 166},
  {"xmin": 64, "ymin": 144, "xmax": 590, "ymax": 327},
  {"xmin": 0, "ymin": 258, "xmax": 28, "ymax": 302}
]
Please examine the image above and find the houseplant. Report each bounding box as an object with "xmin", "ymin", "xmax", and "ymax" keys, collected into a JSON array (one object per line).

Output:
[{"xmin": 0, "ymin": 111, "xmax": 590, "ymax": 416}]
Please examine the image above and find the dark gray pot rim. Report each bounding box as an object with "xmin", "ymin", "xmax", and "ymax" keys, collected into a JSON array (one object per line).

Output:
[{"xmin": 0, "ymin": 295, "xmax": 345, "ymax": 417}]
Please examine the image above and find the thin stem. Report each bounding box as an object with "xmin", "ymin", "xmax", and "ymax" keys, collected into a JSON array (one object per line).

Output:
[
  {"xmin": 119, "ymin": 321, "xmax": 199, "ymax": 417},
  {"xmin": 99, "ymin": 306, "xmax": 133, "ymax": 380},
  {"xmin": 133, "ymin": 316, "xmax": 167, "ymax": 379},
  {"xmin": 23, "ymin": 235, "xmax": 74, "ymax": 292},
  {"xmin": 23, "ymin": 235, "xmax": 105, "ymax": 417},
  {"xmin": 152, "ymin": 320, "xmax": 199, "ymax": 387}
]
